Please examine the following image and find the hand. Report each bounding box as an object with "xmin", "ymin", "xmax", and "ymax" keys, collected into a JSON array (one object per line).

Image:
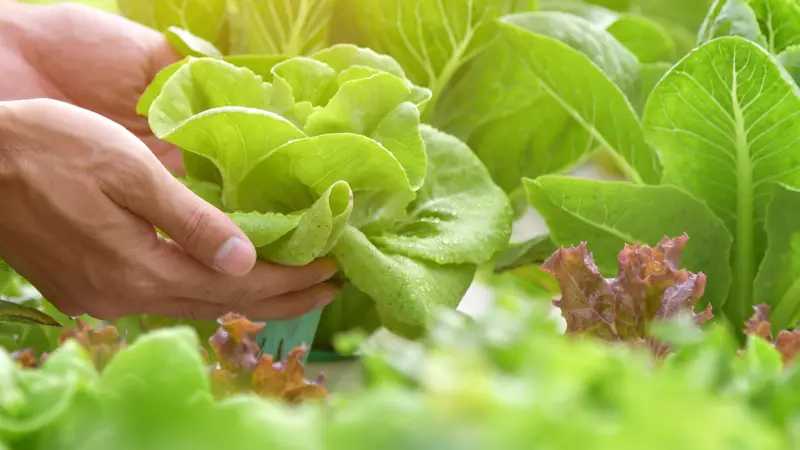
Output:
[
  {"xmin": 0, "ymin": 1, "xmax": 183, "ymax": 172},
  {"xmin": 0, "ymin": 99, "xmax": 340, "ymax": 321}
]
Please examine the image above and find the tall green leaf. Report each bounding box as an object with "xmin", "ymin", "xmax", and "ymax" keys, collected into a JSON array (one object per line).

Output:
[
  {"xmin": 539, "ymin": 0, "xmax": 678, "ymax": 63},
  {"xmin": 753, "ymin": 184, "xmax": 800, "ymax": 330},
  {"xmin": 229, "ymin": 0, "xmax": 335, "ymax": 56},
  {"xmin": 643, "ymin": 36, "xmax": 800, "ymax": 327},
  {"xmin": 334, "ymin": 0, "xmax": 537, "ymax": 121},
  {"xmin": 496, "ymin": 11, "xmax": 662, "ymax": 184},
  {"xmin": 117, "ymin": 0, "xmax": 228, "ymax": 50}
]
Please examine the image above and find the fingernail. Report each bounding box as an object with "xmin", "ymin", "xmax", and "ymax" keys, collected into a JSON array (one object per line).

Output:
[{"xmin": 214, "ymin": 236, "xmax": 255, "ymax": 276}]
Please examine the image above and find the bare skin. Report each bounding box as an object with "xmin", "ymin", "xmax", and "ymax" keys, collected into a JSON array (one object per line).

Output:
[
  {"xmin": 0, "ymin": 1, "xmax": 183, "ymax": 171},
  {"xmin": 0, "ymin": 2, "xmax": 340, "ymax": 321}
]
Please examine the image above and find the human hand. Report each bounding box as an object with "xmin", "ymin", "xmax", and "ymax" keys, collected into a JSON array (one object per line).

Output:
[
  {"xmin": 0, "ymin": 1, "xmax": 183, "ymax": 172},
  {"xmin": 0, "ymin": 99, "xmax": 340, "ymax": 321}
]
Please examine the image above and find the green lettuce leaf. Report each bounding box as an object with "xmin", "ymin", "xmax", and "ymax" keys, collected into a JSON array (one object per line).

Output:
[
  {"xmin": 165, "ymin": 26, "xmax": 224, "ymax": 58},
  {"xmin": 228, "ymin": 0, "xmax": 335, "ymax": 56},
  {"xmin": 370, "ymin": 126, "xmax": 512, "ymax": 266},
  {"xmin": 99, "ymin": 327, "xmax": 210, "ymax": 417},
  {"xmin": 117, "ymin": 0, "xmax": 229, "ymax": 51},
  {"xmin": 697, "ymin": 0, "xmax": 764, "ymax": 47},
  {"xmin": 140, "ymin": 45, "xmax": 512, "ymax": 339},
  {"xmin": 520, "ymin": 176, "xmax": 733, "ymax": 312},
  {"xmin": 753, "ymin": 184, "xmax": 800, "ymax": 330},
  {"xmin": 431, "ymin": 11, "xmax": 661, "ymax": 192},
  {"xmin": 642, "ymin": 36, "xmax": 800, "ymax": 328},
  {"xmin": 698, "ymin": 0, "xmax": 800, "ymax": 56},
  {"xmin": 496, "ymin": 12, "xmax": 661, "ymax": 185},
  {"xmin": 539, "ymin": 0, "xmax": 677, "ymax": 63},
  {"xmin": 334, "ymin": 0, "xmax": 537, "ymax": 122},
  {"xmin": 0, "ymin": 346, "xmax": 86, "ymax": 441},
  {"xmin": 777, "ymin": 44, "xmax": 800, "ymax": 85},
  {"xmin": 744, "ymin": 0, "xmax": 800, "ymax": 54}
]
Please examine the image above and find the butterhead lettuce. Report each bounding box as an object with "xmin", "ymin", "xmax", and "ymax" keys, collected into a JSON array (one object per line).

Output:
[{"xmin": 137, "ymin": 44, "xmax": 513, "ymax": 344}]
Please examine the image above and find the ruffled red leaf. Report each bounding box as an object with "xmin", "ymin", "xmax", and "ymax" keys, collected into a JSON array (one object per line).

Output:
[
  {"xmin": 543, "ymin": 235, "xmax": 710, "ymax": 357},
  {"xmin": 744, "ymin": 304, "xmax": 800, "ymax": 365},
  {"xmin": 11, "ymin": 349, "xmax": 38, "ymax": 369},
  {"xmin": 251, "ymin": 346, "xmax": 327, "ymax": 403}
]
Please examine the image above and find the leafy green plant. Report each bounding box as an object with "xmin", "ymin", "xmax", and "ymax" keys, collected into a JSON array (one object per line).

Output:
[
  {"xmin": 1, "ymin": 287, "xmax": 791, "ymax": 450},
  {"xmin": 115, "ymin": 0, "xmax": 338, "ymax": 57},
  {"xmin": 495, "ymin": 6, "xmax": 800, "ymax": 334},
  {"xmin": 10, "ymin": 313, "xmax": 328, "ymax": 403},
  {"xmin": 333, "ymin": 1, "xmax": 711, "ymax": 193},
  {"xmin": 136, "ymin": 44, "xmax": 511, "ymax": 348},
  {"xmin": 111, "ymin": 0, "xmax": 714, "ymax": 194},
  {"xmin": 697, "ymin": 0, "xmax": 800, "ymax": 88}
]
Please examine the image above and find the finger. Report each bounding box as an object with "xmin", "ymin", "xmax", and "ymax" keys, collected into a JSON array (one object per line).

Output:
[
  {"xmin": 158, "ymin": 239, "xmax": 339, "ymax": 305},
  {"xmin": 106, "ymin": 163, "xmax": 258, "ymax": 277},
  {"xmin": 139, "ymin": 136, "xmax": 184, "ymax": 175},
  {"xmin": 124, "ymin": 282, "xmax": 340, "ymax": 321},
  {"xmin": 145, "ymin": 36, "xmax": 182, "ymax": 78},
  {"xmin": 248, "ymin": 282, "xmax": 340, "ymax": 320}
]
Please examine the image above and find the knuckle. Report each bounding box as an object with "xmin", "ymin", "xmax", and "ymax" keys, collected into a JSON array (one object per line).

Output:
[
  {"xmin": 175, "ymin": 301, "xmax": 202, "ymax": 320},
  {"xmin": 110, "ymin": 263, "xmax": 163, "ymax": 299},
  {"xmin": 175, "ymin": 301, "xmax": 223, "ymax": 321},
  {"xmin": 180, "ymin": 205, "xmax": 212, "ymax": 245},
  {"xmin": 99, "ymin": 158, "xmax": 158, "ymax": 207},
  {"xmin": 225, "ymin": 284, "xmax": 254, "ymax": 310}
]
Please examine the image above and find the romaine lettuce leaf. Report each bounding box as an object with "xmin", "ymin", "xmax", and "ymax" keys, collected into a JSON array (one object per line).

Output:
[
  {"xmin": 643, "ymin": 36, "xmax": 800, "ymax": 327},
  {"xmin": 539, "ymin": 0, "xmax": 678, "ymax": 63},
  {"xmin": 117, "ymin": 0, "xmax": 229, "ymax": 51},
  {"xmin": 229, "ymin": 0, "xmax": 335, "ymax": 56},
  {"xmin": 752, "ymin": 184, "xmax": 800, "ymax": 331},
  {"xmin": 519, "ymin": 176, "xmax": 733, "ymax": 312},
  {"xmin": 698, "ymin": 0, "xmax": 800, "ymax": 57},
  {"xmin": 496, "ymin": 12, "xmax": 661, "ymax": 184},
  {"xmin": 140, "ymin": 45, "xmax": 512, "ymax": 340},
  {"xmin": 431, "ymin": 11, "xmax": 662, "ymax": 192},
  {"xmin": 334, "ymin": 0, "xmax": 538, "ymax": 122}
]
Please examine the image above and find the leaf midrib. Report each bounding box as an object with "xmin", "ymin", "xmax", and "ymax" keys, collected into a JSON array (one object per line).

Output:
[
  {"xmin": 731, "ymin": 62, "xmax": 755, "ymax": 327},
  {"xmin": 534, "ymin": 79, "xmax": 645, "ymax": 185}
]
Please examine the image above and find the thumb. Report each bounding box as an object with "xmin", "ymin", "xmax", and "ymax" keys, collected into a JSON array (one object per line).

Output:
[
  {"xmin": 158, "ymin": 179, "xmax": 257, "ymax": 276},
  {"xmin": 153, "ymin": 177, "xmax": 257, "ymax": 276},
  {"xmin": 112, "ymin": 167, "xmax": 257, "ymax": 277}
]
